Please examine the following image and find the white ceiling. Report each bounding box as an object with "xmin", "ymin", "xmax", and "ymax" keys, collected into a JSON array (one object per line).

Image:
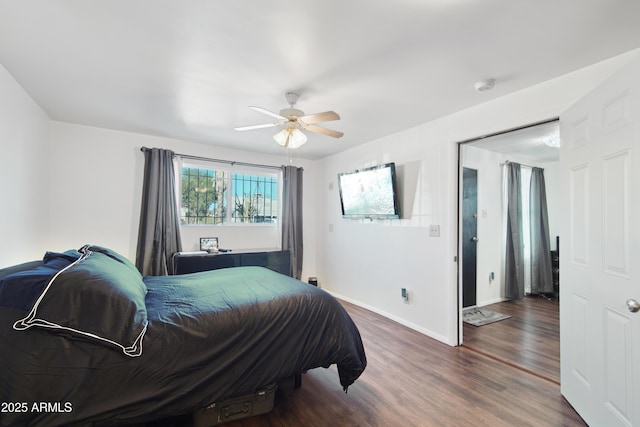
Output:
[
  {"xmin": 1, "ymin": 1, "xmax": 639, "ymax": 160},
  {"xmin": 467, "ymin": 120, "xmax": 560, "ymax": 164}
]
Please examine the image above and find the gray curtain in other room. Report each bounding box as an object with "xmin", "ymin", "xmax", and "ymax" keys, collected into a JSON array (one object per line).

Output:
[
  {"xmin": 529, "ymin": 167, "xmax": 554, "ymax": 294},
  {"xmin": 136, "ymin": 148, "xmax": 182, "ymax": 276},
  {"xmin": 505, "ymin": 162, "xmax": 524, "ymax": 300},
  {"xmin": 281, "ymin": 165, "xmax": 303, "ymax": 279}
]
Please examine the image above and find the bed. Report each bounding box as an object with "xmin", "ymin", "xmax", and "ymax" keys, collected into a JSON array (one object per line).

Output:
[{"xmin": 0, "ymin": 245, "xmax": 367, "ymax": 426}]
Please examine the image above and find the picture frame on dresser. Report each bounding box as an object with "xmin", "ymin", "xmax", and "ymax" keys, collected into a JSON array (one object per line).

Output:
[{"xmin": 200, "ymin": 237, "xmax": 219, "ymax": 253}]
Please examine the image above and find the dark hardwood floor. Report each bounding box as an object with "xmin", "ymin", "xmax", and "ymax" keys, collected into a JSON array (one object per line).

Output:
[
  {"xmin": 462, "ymin": 295, "xmax": 560, "ymax": 384},
  {"xmin": 147, "ymin": 297, "xmax": 584, "ymax": 427}
]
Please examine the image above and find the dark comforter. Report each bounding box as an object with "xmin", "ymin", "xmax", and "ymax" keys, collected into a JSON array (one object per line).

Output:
[{"xmin": 0, "ymin": 264, "xmax": 366, "ymax": 426}]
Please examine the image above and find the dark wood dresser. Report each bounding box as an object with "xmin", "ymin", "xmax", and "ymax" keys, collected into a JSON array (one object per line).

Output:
[{"xmin": 172, "ymin": 250, "xmax": 291, "ymax": 276}]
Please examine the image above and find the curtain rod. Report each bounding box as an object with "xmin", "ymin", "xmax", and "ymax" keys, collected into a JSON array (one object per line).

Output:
[
  {"xmin": 140, "ymin": 147, "xmax": 283, "ymax": 171},
  {"xmin": 501, "ymin": 160, "xmax": 542, "ymax": 170}
]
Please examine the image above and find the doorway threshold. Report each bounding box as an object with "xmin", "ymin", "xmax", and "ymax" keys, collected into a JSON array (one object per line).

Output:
[{"xmin": 460, "ymin": 344, "xmax": 559, "ymax": 385}]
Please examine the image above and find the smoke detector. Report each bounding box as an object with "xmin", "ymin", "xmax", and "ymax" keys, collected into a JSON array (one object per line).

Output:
[{"xmin": 475, "ymin": 79, "xmax": 495, "ymax": 92}]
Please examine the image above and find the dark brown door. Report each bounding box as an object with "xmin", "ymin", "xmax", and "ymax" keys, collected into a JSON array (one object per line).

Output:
[{"xmin": 462, "ymin": 168, "xmax": 478, "ymax": 308}]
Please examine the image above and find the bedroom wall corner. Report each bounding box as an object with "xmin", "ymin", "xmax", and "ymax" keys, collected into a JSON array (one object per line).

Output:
[{"xmin": 0, "ymin": 63, "xmax": 51, "ymax": 268}]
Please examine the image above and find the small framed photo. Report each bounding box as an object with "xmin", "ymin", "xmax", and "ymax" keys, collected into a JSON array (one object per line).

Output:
[{"xmin": 200, "ymin": 237, "xmax": 219, "ymax": 253}]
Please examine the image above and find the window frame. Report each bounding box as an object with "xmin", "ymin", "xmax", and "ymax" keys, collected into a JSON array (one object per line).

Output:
[{"xmin": 177, "ymin": 157, "xmax": 282, "ymax": 227}]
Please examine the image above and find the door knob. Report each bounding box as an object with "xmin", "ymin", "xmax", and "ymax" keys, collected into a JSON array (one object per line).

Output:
[
  {"xmin": 627, "ymin": 299, "xmax": 640, "ymax": 313},
  {"xmin": 471, "ymin": 236, "xmax": 479, "ymax": 242}
]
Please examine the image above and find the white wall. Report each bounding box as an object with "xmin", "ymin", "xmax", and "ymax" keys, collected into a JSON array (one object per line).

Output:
[
  {"xmin": 0, "ymin": 65, "xmax": 51, "ymax": 267},
  {"xmin": 43, "ymin": 122, "xmax": 318, "ymax": 279},
  {"xmin": 316, "ymin": 48, "xmax": 640, "ymax": 345}
]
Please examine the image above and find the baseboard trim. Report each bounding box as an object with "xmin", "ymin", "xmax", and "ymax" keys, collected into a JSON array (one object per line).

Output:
[{"xmin": 326, "ymin": 290, "xmax": 454, "ymax": 346}]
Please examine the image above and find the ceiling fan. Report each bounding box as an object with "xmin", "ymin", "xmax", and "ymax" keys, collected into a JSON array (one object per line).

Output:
[{"xmin": 234, "ymin": 92, "xmax": 343, "ymax": 148}]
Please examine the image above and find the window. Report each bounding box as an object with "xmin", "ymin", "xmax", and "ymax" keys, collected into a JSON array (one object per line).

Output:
[
  {"xmin": 180, "ymin": 165, "xmax": 279, "ymax": 225},
  {"xmin": 181, "ymin": 167, "xmax": 228, "ymax": 224},
  {"xmin": 231, "ymin": 173, "xmax": 278, "ymax": 223}
]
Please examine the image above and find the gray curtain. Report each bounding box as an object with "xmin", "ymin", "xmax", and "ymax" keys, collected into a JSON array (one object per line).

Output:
[
  {"xmin": 281, "ymin": 165, "xmax": 303, "ymax": 279},
  {"xmin": 136, "ymin": 148, "xmax": 182, "ymax": 276},
  {"xmin": 505, "ymin": 162, "xmax": 524, "ymax": 300},
  {"xmin": 529, "ymin": 167, "xmax": 554, "ymax": 294}
]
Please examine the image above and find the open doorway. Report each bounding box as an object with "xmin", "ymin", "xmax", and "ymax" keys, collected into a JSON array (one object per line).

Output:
[{"xmin": 457, "ymin": 119, "xmax": 560, "ymax": 382}]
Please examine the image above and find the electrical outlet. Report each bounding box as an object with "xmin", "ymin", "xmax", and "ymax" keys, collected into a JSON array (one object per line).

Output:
[
  {"xmin": 429, "ymin": 224, "xmax": 440, "ymax": 237},
  {"xmin": 401, "ymin": 287, "xmax": 408, "ymax": 303}
]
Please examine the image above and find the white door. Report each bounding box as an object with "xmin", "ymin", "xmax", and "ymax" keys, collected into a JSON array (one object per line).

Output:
[{"xmin": 560, "ymin": 54, "xmax": 640, "ymax": 426}]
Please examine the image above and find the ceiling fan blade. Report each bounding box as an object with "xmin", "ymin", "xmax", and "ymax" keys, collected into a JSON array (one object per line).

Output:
[
  {"xmin": 249, "ymin": 106, "xmax": 286, "ymax": 121},
  {"xmin": 234, "ymin": 122, "xmax": 280, "ymax": 131},
  {"xmin": 298, "ymin": 111, "xmax": 340, "ymax": 124},
  {"xmin": 303, "ymin": 123, "xmax": 344, "ymax": 138}
]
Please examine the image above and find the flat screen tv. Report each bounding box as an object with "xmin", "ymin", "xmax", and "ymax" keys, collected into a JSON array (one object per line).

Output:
[{"xmin": 338, "ymin": 162, "xmax": 400, "ymax": 219}]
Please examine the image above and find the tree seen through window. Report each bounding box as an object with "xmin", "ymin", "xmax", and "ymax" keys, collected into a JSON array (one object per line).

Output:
[{"xmin": 180, "ymin": 167, "xmax": 278, "ymax": 225}]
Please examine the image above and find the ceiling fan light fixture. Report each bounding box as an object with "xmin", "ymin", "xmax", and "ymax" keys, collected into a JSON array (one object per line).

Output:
[
  {"xmin": 239, "ymin": 91, "xmax": 340, "ymax": 147},
  {"xmin": 273, "ymin": 128, "xmax": 307, "ymax": 148},
  {"xmin": 273, "ymin": 128, "xmax": 289, "ymax": 146},
  {"xmin": 289, "ymin": 128, "xmax": 308, "ymax": 148}
]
